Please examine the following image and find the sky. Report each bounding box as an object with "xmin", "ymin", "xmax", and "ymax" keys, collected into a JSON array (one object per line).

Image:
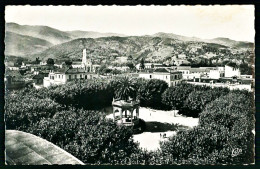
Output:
[{"xmin": 5, "ymin": 5, "xmax": 255, "ymax": 42}]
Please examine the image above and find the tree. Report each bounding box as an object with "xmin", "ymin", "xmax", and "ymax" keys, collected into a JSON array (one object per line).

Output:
[
  {"xmin": 15, "ymin": 58, "xmax": 23, "ymax": 66},
  {"xmin": 126, "ymin": 62, "xmax": 135, "ymax": 70},
  {"xmin": 65, "ymin": 60, "xmax": 72, "ymax": 67},
  {"xmin": 98, "ymin": 64, "xmax": 107, "ymax": 74},
  {"xmin": 140, "ymin": 58, "xmax": 145, "ymax": 69},
  {"xmin": 138, "ymin": 79, "xmax": 168, "ymax": 109},
  {"xmin": 239, "ymin": 63, "xmax": 252, "ymax": 75},
  {"xmin": 35, "ymin": 57, "xmax": 40, "ymax": 64},
  {"xmin": 127, "ymin": 55, "xmax": 133, "ymax": 61},
  {"xmin": 113, "ymin": 76, "xmax": 137, "ymax": 101},
  {"xmin": 47, "ymin": 58, "xmax": 55, "ymax": 65},
  {"xmin": 111, "ymin": 69, "xmax": 122, "ymax": 75}
]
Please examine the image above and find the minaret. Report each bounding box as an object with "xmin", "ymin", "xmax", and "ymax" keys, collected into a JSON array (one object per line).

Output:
[
  {"xmin": 82, "ymin": 49, "xmax": 87, "ymax": 69},
  {"xmin": 82, "ymin": 49, "xmax": 92, "ymax": 72}
]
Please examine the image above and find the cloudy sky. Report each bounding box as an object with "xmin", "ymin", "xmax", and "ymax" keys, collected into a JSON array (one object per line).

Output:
[{"xmin": 5, "ymin": 5, "xmax": 255, "ymax": 42}]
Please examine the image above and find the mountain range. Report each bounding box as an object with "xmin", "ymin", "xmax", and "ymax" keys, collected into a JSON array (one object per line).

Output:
[{"xmin": 5, "ymin": 22, "xmax": 254, "ymax": 65}]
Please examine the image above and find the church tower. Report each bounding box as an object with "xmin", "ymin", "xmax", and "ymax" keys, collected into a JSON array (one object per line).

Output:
[{"xmin": 81, "ymin": 49, "xmax": 92, "ymax": 72}]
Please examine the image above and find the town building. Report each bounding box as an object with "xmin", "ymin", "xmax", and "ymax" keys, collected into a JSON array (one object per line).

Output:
[
  {"xmin": 72, "ymin": 61, "xmax": 83, "ymax": 68},
  {"xmin": 139, "ymin": 68, "xmax": 182, "ymax": 87},
  {"xmin": 54, "ymin": 60, "xmax": 65, "ymax": 68},
  {"xmin": 208, "ymin": 67, "xmax": 225, "ymax": 79},
  {"xmin": 43, "ymin": 68, "xmax": 87, "ymax": 87},
  {"xmin": 43, "ymin": 49, "xmax": 97, "ymax": 87},
  {"xmin": 174, "ymin": 59, "xmax": 190, "ymax": 66},
  {"xmin": 32, "ymin": 71, "xmax": 49, "ymax": 85},
  {"xmin": 225, "ymin": 64, "xmax": 241, "ymax": 78},
  {"xmin": 5, "ymin": 70, "xmax": 27, "ymax": 90},
  {"xmin": 136, "ymin": 63, "xmax": 164, "ymax": 70}
]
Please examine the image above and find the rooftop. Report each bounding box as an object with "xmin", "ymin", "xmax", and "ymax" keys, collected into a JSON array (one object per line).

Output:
[
  {"xmin": 55, "ymin": 67, "xmax": 86, "ymax": 74},
  {"xmin": 5, "ymin": 130, "xmax": 84, "ymax": 165},
  {"xmin": 32, "ymin": 73, "xmax": 46, "ymax": 80}
]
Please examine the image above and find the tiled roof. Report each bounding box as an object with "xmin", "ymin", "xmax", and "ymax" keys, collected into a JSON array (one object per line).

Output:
[
  {"xmin": 72, "ymin": 62, "xmax": 82, "ymax": 65},
  {"xmin": 153, "ymin": 68, "xmax": 170, "ymax": 73},
  {"xmin": 55, "ymin": 67, "xmax": 85, "ymax": 74},
  {"xmin": 5, "ymin": 130, "xmax": 84, "ymax": 165},
  {"xmin": 189, "ymin": 68, "xmax": 210, "ymax": 73},
  {"xmin": 32, "ymin": 73, "xmax": 45, "ymax": 79},
  {"xmin": 5, "ymin": 70, "xmax": 22, "ymax": 77}
]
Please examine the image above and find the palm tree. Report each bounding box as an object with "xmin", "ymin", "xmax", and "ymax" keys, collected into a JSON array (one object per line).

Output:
[{"xmin": 114, "ymin": 76, "xmax": 137, "ymax": 102}]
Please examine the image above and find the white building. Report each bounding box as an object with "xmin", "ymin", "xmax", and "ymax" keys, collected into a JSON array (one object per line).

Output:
[
  {"xmin": 43, "ymin": 49, "xmax": 97, "ymax": 87},
  {"xmin": 139, "ymin": 68, "xmax": 182, "ymax": 87},
  {"xmin": 136, "ymin": 63, "xmax": 164, "ymax": 70},
  {"xmin": 208, "ymin": 67, "xmax": 225, "ymax": 79},
  {"xmin": 72, "ymin": 62, "xmax": 83, "ymax": 68},
  {"xmin": 174, "ymin": 59, "xmax": 190, "ymax": 66},
  {"xmin": 174, "ymin": 66, "xmax": 225, "ymax": 80},
  {"xmin": 43, "ymin": 68, "xmax": 87, "ymax": 87},
  {"xmin": 225, "ymin": 65, "xmax": 241, "ymax": 78}
]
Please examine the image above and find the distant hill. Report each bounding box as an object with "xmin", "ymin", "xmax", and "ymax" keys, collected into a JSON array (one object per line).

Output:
[
  {"xmin": 5, "ymin": 23, "xmax": 127, "ymax": 56},
  {"xmin": 5, "ymin": 31, "xmax": 53, "ymax": 56},
  {"xmin": 152, "ymin": 32, "xmax": 202, "ymax": 42},
  {"xmin": 66, "ymin": 30, "xmax": 127, "ymax": 39},
  {"xmin": 207, "ymin": 37, "xmax": 254, "ymax": 49},
  {"xmin": 29, "ymin": 36, "xmax": 253, "ymax": 67},
  {"xmin": 152, "ymin": 32, "xmax": 254, "ymax": 49},
  {"xmin": 6, "ymin": 22, "xmax": 72, "ymax": 45}
]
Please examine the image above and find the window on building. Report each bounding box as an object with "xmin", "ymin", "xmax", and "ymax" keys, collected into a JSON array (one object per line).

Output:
[
  {"xmin": 75, "ymin": 75, "xmax": 77, "ymax": 79},
  {"xmin": 80, "ymin": 74, "xmax": 82, "ymax": 78},
  {"xmin": 175, "ymin": 75, "xmax": 177, "ymax": 79},
  {"xmin": 69, "ymin": 75, "xmax": 71, "ymax": 80},
  {"xmin": 166, "ymin": 76, "xmax": 167, "ymax": 79},
  {"xmin": 150, "ymin": 75, "xmax": 152, "ymax": 79},
  {"xmin": 58, "ymin": 75, "xmax": 60, "ymax": 79}
]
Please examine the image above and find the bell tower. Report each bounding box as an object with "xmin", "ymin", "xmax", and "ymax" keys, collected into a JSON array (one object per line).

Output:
[{"xmin": 82, "ymin": 49, "xmax": 92, "ymax": 72}]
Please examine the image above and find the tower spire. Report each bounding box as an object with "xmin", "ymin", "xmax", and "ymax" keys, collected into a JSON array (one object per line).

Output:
[{"xmin": 82, "ymin": 49, "xmax": 87, "ymax": 66}]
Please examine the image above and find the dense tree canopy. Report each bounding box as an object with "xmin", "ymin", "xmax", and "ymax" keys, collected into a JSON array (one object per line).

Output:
[{"xmin": 5, "ymin": 77, "xmax": 254, "ymax": 165}]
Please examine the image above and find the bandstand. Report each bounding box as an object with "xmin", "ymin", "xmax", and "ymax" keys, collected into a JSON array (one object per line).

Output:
[{"xmin": 112, "ymin": 98, "xmax": 140, "ymax": 126}]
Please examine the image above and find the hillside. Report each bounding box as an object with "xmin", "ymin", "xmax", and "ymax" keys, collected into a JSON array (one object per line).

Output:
[
  {"xmin": 152, "ymin": 33, "xmax": 254, "ymax": 49},
  {"xmin": 5, "ymin": 31, "xmax": 53, "ymax": 56},
  {"xmin": 208, "ymin": 37, "xmax": 254, "ymax": 49},
  {"xmin": 29, "ymin": 36, "xmax": 254, "ymax": 66},
  {"xmin": 6, "ymin": 22, "xmax": 72, "ymax": 45},
  {"xmin": 5, "ymin": 23, "xmax": 127, "ymax": 56}
]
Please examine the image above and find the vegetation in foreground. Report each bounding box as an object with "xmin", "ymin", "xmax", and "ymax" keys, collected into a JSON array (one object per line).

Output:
[{"xmin": 5, "ymin": 77, "xmax": 255, "ymax": 164}]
